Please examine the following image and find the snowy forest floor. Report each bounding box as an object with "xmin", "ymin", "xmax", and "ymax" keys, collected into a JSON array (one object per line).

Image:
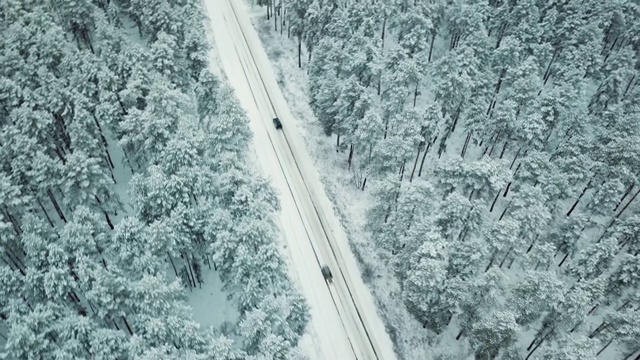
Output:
[{"xmin": 246, "ymin": 7, "xmax": 447, "ymax": 360}]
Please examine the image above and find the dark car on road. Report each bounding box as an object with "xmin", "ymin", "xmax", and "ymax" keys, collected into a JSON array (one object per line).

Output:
[
  {"xmin": 273, "ymin": 117, "xmax": 283, "ymax": 129},
  {"xmin": 321, "ymin": 265, "xmax": 333, "ymax": 283}
]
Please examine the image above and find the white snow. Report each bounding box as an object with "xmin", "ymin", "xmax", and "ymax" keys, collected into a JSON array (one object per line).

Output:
[
  {"xmin": 184, "ymin": 267, "xmax": 239, "ymax": 330},
  {"xmin": 204, "ymin": 0, "xmax": 398, "ymax": 359}
]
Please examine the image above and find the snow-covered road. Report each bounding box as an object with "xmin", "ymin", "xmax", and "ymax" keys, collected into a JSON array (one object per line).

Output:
[{"xmin": 204, "ymin": 0, "xmax": 397, "ymax": 359}]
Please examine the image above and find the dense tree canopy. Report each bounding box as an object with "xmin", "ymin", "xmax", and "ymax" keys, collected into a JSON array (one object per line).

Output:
[{"xmin": 0, "ymin": 0, "xmax": 308, "ymax": 358}]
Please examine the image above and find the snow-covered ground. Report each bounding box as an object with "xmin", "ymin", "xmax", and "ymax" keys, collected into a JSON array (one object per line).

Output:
[
  {"xmin": 184, "ymin": 268, "xmax": 239, "ymax": 330},
  {"xmin": 204, "ymin": 0, "xmax": 398, "ymax": 358}
]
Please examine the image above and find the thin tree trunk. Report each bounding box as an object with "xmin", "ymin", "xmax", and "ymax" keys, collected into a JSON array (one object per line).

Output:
[
  {"xmin": 266, "ymin": 0, "xmax": 270, "ymax": 20},
  {"xmin": 558, "ymin": 252, "xmax": 570, "ymax": 267},
  {"xmin": 418, "ymin": 141, "xmax": 432, "ymax": 177},
  {"xmin": 538, "ymin": 47, "xmax": 559, "ymax": 95},
  {"xmin": 623, "ymin": 74, "xmax": 636, "ymax": 96},
  {"xmin": 348, "ymin": 144, "xmax": 354, "ymax": 169},
  {"xmin": 2, "ymin": 209, "xmax": 21, "ymax": 236},
  {"xmin": 597, "ymin": 339, "xmax": 615, "ymax": 357},
  {"xmin": 183, "ymin": 265, "xmax": 194, "ymax": 291},
  {"xmin": 168, "ymin": 253, "xmax": 179, "ymax": 277},
  {"xmin": 489, "ymin": 190, "xmax": 500, "ymax": 212},
  {"xmin": 47, "ymin": 189, "xmax": 67, "ymax": 223},
  {"xmin": 297, "ymin": 34, "xmax": 302, "ymax": 68},
  {"xmin": 614, "ymin": 184, "xmax": 634, "ymax": 212},
  {"xmin": 122, "ymin": 316, "xmax": 134, "ymax": 335},
  {"xmin": 485, "ymin": 252, "xmax": 496, "ymax": 272},
  {"xmin": 94, "ymin": 196, "xmax": 114, "ymax": 230},
  {"xmin": 615, "ymin": 188, "xmax": 640, "ymax": 218},
  {"xmin": 589, "ymin": 321, "xmax": 608, "ymax": 338},
  {"xmin": 509, "ymin": 147, "xmax": 521, "ymax": 169},
  {"xmin": 3, "ymin": 253, "xmax": 26, "ymax": 276},
  {"xmin": 499, "ymin": 248, "xmax": 511, "ymax": 267},
  {"xmin": 499, "ymin": 141, "xmax": 508, "ymax": 159},
  {"xmin": 526, "ymin": 336, "xmax": 547, "ymax": 360},
  {"xmin": 273, "ymin": 0, "xmax": 277, "ymax": 31},
  {"xmin": 280, "ymin": 0, "xmax": 284, "ymax": 35},
  {"xmin": 450, "ymin": 105, "xmax": 462, "ymax": 133},
  {"xmin": 410, "ymin": 145, "xmax": 422, "ymax": 182},
  {"xmin": 37, "ymin": 198, "xmax": 55, "ymax": 227},
  {"xmin": 428, "ymin": 32, "xmax": 436, "ymax": 62},
  {"xmin": 184, "ymin": 252, "xmax": 196, "ymax": 288},
  {"xmin": 461, "ymin": 132, "xmax": 472, "ymax": 158},
  {"xmin": 362, "ymin": 178, "xmax": 367, "ymax": 191},
  {"xmin": 488, "ymin": 69, "xmax": 506, "ymax": 115},
  {"xmin": 381, "ymin": 16, "xmax": 386, "ymax": 50},
  {"xmin": 499, "ymin": 201, "xmax": 511, "ymax": 220},
  {"xmin": 566, "ymin": 179, "xmax": 593, "ymax": 216},
  {"xmin": 93, "ymin": 116, "xmax": 115, "ymax": 169}
]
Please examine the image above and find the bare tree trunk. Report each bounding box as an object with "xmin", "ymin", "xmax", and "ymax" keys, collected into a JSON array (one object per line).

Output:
[
  {"xmin": 47, "ymin": 189, "xmax": 67, "ymax": 223},
  {"xmin": 461, "ymin": 132, "xmax": 472, "ymax": 158},
  {"xmin": 499, "ymin": 141, "xmax": 508, "ymax": 159},
  {"xmin": 94, "ymin": 196, "xmax": 115, "ymax": 230},
  {"xmin": 615, "ymin": 188, "xmax": 640, "ymax": 218},
  {"xmin": 168, "ymin": 253, "xmax": 179, "ymax": 277},
  {"xmin": 266, "ymin": 0, "xmax": 270, "ymax": 20},
  {"xmin": 489, "ymin": 190, "xmax": 500, "ymax": 212},
  {"xmin": 298, "ymin": 34, "xmax": 302, "ymax": 68},
  {"xmin": 273, "ymin": 0, "xmax": 277, "ymax": 31},
  {"xmin": 280, "ymin": 0, "xmax": 284, "ymax": 35},
  {"xmin": 597, "ymin": 339, "xmax": 615, "ymax": 357},
  {"xmin": 485, "ymin": 253, "xmax": 496, "ymax": 272},
  {"xmin": 37, "ymin": 198, "xmax": 55, "ymax": 227},
  {"xmin": 381, "ymin": 16, "xmax": 386, "ymax": 50},
  {"xmin": 538, "ymin": 47, "xmax": 559, "ymax": 94},
  {"xmin": 509, "ymin": 147, "xmax": 521, "ymax": 169},
  {"xmin": 410, "ymin": 145, "xmax": 422, "ymax": 182},
  {"xmin": 184, "ymin": 252, "xmax": 196, "ymax": 289},
  {"xmin": 499, "ymin": 247, "xmax": 511, "ymax": 268},
  {"xmin": 614, "ymin": 184, "xmax": 634, "ymax": 212},
  {"xmin": 348, "ymin": 144, "xmax": 354, "ymax": 169},
  {"xmin": 428, "ymin": 32, "xmax": 436, "ymax": 62},
  {"xmin": 450, "ymin": 105, "xmax": 462, "ymax": 133},
  {"xmin": 525, "ymin": 336, "xmax": 547, "ymax": 360},
  {"xmin": 589, "ymin": 321, "xmax": 608, "ymax": 338},
  {"xmin": 558, "ymin": 252, "xmax": 570, "ymax": 267},
  {"xmin": 418, "ymin": 140, "xmax": 432, "ymax": 177},
  {"xmin": 488, "ymin": 69, "xmax": 506, "ymax": 115},
  {"xmin": 566, "ymin": 179, "xmax": 593, "ymax": 216},
  {"xmin": 499, "ymin": 201, "xmax": 511, "ymax": 220},
  {"xmin": 122, "ymin": 316, "xmax": 134, "ymax": 335},
  {"xmin": 623, "ymin": 74, "xmax": 636, "ymax": 97}
]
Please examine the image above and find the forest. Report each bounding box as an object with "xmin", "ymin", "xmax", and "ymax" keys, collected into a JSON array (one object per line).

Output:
[
  {"xmin": 0, "ymin": 0, "xmax": 309, "ymax": 359},
  {"xmin": 256, "ymin": 0, "xmax": 640, "ymax": 358}
]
